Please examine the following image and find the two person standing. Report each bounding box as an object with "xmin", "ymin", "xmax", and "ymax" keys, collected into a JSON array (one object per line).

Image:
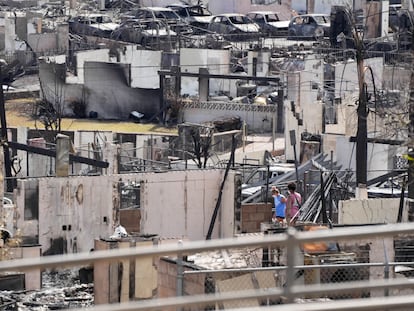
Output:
[{"xmin": 272, "ymin": 182, "xmax": 302, "ymax": 226}]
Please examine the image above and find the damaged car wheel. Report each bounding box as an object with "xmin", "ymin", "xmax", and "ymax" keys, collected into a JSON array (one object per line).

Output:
[{"xmin": 314, "ymin": 27, "xmax": 324, "ymax": 39}]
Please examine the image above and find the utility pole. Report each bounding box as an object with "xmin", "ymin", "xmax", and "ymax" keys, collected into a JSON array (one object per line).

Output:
[
  {"xmin": 0, "ymin": 66, "xmax": 13, "ymax": 192},
  {"xmin": 353, "ymin": 9, "xmax": 368, "ymax": 199},
  {"xmin": 407, "ymin": 27, "xmax": 414, "ymax": 220}
]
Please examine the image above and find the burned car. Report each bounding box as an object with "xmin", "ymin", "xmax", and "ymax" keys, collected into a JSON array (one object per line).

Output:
[
  {"xmin": 208, "ymin": 13, "xmax": 260, "ymax": 41},
  {"xmin": 167, "ymin": 3, "xmax": 213, "ymax": 33},
  {"xmin": 288, "ymin": 14, "xmax": 330, "ymax": 40},
  {"xmin": 69, "ymin": 13, "xmax": 120, "ymax": 38},
  {"xmin": 122, "ymin": 6, "xmax": 193, "ymax": 36},
  {"xmin": 246, "ymin": 11, "xmax": 289, "ymax": 36},
  {"xmin": 111, "ymin": 20, "xmax": 177, "ymax": 48}
]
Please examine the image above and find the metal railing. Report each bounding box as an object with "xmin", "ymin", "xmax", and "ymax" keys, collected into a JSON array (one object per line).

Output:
[{"xmin": 2, "ymin": 223, "xmax": 414, "ymax": 310}]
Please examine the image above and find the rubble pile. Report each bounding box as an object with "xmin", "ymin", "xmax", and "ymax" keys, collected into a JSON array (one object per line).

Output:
[{"xmin": 1, "ymin": 269, "xmax": 94, "ymax": 310}]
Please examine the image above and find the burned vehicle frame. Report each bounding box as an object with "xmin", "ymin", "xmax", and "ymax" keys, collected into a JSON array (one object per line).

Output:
[
  {"xmin": 69, "ymin": 13, "xmax": 120, "ymax": 38},
  {"xmin": 111, "ymin": 19, "xmax": 177, "ymax": 49},
  {"xmin": 288, "ymin": 14, "xmax": 330, "ymax": 40},
  {"xmin": 208, "ymin": 13, "xmax": 261, "ymax": 41}
]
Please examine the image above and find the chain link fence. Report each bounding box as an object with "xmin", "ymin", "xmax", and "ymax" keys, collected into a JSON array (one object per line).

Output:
[{"xmin": 178, "ymin": 228, "xmax": 414, "ymax": 309}]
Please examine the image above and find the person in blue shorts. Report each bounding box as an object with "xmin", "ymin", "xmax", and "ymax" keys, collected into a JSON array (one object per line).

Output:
[{"xmin": 272, "ymin": 187, "xmax": 287, "ymax": 224}]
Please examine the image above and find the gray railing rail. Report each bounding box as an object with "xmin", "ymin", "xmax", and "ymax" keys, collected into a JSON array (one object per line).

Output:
[{"xmin": 2, "ymin": 223, "xmax": 414, "ymax": 310}]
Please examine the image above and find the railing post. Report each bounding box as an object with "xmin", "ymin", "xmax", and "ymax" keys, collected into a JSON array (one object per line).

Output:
[
  {"xmin": 285, "ymin": 227, "xmax": 298, "ymax": 304},
  {"xmin": 383, "ymin": 240, "xmax": 390, "ymax": 297},
  {"xmin": 176, "ymin": 240, "xmax": 184, "ymax": 309}
]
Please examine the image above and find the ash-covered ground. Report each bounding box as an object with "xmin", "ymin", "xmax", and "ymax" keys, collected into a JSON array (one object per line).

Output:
[{"xmin": 0, "ymin": 269, "xmax": 94, "ymax": 310}]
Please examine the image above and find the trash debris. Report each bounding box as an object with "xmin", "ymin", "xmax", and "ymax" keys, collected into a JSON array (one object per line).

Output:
[
  {"xmin": 129, "ymin": 111, "xmax": 145, "ymax": 122},
  {"xmin": 109, "ymin": 225, "xmax": 128, "ymax": 240},
  {"xmin": 0, "ymin": 269, "xmax": 94, "ymax": 310}
]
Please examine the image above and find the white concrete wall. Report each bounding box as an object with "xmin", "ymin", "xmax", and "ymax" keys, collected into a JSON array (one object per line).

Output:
[
  {"xmin": 39, "ymin": 60, "xmax": 85, "ymax": 117},
  {"xmin": 284, "ymin": 56, "xmax": 324, "ymax": 161},
  {"xmin": 380, "ymin": 0, "xmax": 389, "ymax": 37},
  {"xmin": 139, "ymin": 0, "xmax": 177, "ymax": 7},
  {"xmin": 301, "ymin": 56, "xmax": 323, "ymax": 129},
  {"xmin": 180, "ymin": 48, "xmax": 231, "ymax": 97},
  {"xmin": 140, "ymin": 170, "xmax": 236, "ymax": 240},
  {"xmin": 312, "ymin": 0, "xmax": 362, "ymax": 14},
  {"xmin": 313, "ymin": 0, "xmax": 335, "ymax": 14},
  {"xmin": 13, "ymin": 128, "xmax": 175, "ymax": 177},
  {"xmin": 292, "ymin": 0, "xmax": 354, "ymax": 14},
  {"xmin": 327, "ymin": 62, "xmax": 406, "ymax": 140},
  {"xmin": 74, "ymin": 49, "xmax": 110, "ymax": 84},
  {"xmin": 181, "ymin": 105, "xmax": 276, "ymax": 133},
  {"xmin": 334, "ymin": 136, "xmax": 403, "ymax": 180},
  {"xmin": 208, "ymin": 0, "xmax": 292, "ymax": 19},
  {"xmin": 291, "ymin": 0, "xmax": 307, "ymax": 13},
  {"xmin": 74, "ymin": 130, "xmax": 115, "ymax": 150},
  {"xmin": 364, "ymin": 58, "xmax": 384, "ymax": 91},
  {"xmin": 15, "ymin": 179, "xmax": 38, "ymax": 238},
  {"xmin": 83, "ymin": 62, "xmax": 161, "ymax": 119},
  {"xmin": 208, "ymin": 0, "xmax": 236, "ymax": 13},
  {"xmin": 247, "ymin": 51, "xmax": 270, "ymax": 77},
  {"xmin": 16, "ymin": 170, "xmax": 237, "ymax": 254},
  {"xmin": 325, "ymin": 97, "xmax": 357, "ymax": 136},
  {"xmin": 335, "ymin": 60, "xmax": 359, "ymax": 100},
  {"xmin": 136, "ymin": 135, "xmax": 147, "ymax": 159},
  {"xmin": 13, "ymin": 128, "xmax": 118, "ymax": 178},
  {"xmin": 4, "ymin": 14, "xmax": 16, "ymax": 52},
  {"xmin": 326, "ymin": 94, "xmax": 407, "ymax": 141},
  {"xmin": 118, "ymin": 47, "xmax": 162, "ymax": 89},
  {"xmin": 338, "ymin": 198, "xmax": 406, "ymax": 224},
  {"xmin": 383, "ymin": 66, "xmax": 410, "ymax": 91},
  {"xmin": 335, "ymin": 58, "xmax": 383, "ymax": 100},
  {"xmin": 402, "ymin": 0, "xmax": 414, "ymax": 11},
  {"xmin": 28, "ymin": 33, "xmax": 57, "ymax": 53},
  {"xmin": 16, "ymin": 126, "xmax": 28, "ymax": 177},
  {"xmin": 323, "ymin": 56, "xmax": 407, "ymax": 171},
  {"xmin": 37, "ymin": 176, "xmax": 115, "ymax": 254},
  {"xmin": 73, "ymin": 130, "xmax": 115, "ymax": 174}
]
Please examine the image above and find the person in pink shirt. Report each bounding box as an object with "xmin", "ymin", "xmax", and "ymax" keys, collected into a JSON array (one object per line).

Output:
[{"xmin": 286, "ymin": 182, "xmax": 302, "ymax": 226}]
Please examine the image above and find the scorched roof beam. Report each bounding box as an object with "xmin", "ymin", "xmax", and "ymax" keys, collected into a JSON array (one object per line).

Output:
[
  {"xmin": 7, "ymin": 141, "xmax": 109, "ymax": 168},
  {"xmin": 158, "ymin": 69, "xmax": 281, "ymax": 84}
]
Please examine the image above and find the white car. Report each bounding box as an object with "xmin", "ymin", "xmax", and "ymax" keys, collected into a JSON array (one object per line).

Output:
[
  {"xmin": 247, "ymin": 11, "xmax": 289, "ymax": 36},
  {"xmin": 123, "ymin": 6, "xmax": 193, "ymax": 36},
  {"xmin": 208, "ymin": 13, "xmax": 260, "ymax": 41},
  {"xmin": 167, "ymin": 3, "xmax": 213, "ymax": 33},
  {"xmin": 69, "ymin": 14, "xmax": 120, "ymax": 38},
  {"xmin": 241, "ymin": 164, "xmax": 295, "ymax": 197},
  {"xmin": 288, "ymin": 14, "xmax": 330, "ymax": 40}
]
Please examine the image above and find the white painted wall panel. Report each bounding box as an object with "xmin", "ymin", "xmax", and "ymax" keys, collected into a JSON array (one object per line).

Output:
[
  {"xmin": 335, "ymin": 61, "xmax": 358, "ymax": 100},
  {"xmin": 335, "ymin": 136, "xmax": 405, "ymax": 181},
  {"xmin": 284, "ymin": 56, "xmax": 324, "ymax": 162},
  {"xmin": 4, "ymin": 16, "xmax": 16, "ymax": 52},
  {"xmin": 73, "ymin": 131, "xmax": 114, "ymax": 174},
  {"xmin": 118, "ymin": 47, "xmax": 162, "ymax": 89},
  {"xmin": 338, "ymin": 198, "xmax": 405, "ymax": 225},
  {"xmin": 181, "ymin": 106, "xmax": 275, "ymax": 132},
  {"xmin": 247, "ymin": 51, "xmax": 270, "ymax": 77},
  {"xmin": 37, "ymin": 176, "xmax": 114, "ymax": 254},
  {"xmin": 180, "ymin": 48, "xmax": 231, "ymax": 97},
  {"xmin": 140, "ymin": 170, "xmax": 236, "ymax": 240},
  {"xmin": 17, "ymin": 170, "xmax": 237, "ymax": 254},
  {"xmin": 75, "ymin": 49, "xmax": 110, "ymax": 84},
  {"xmin": 209, "ymin": 0, "xmax": 291, "ymax": 18}
]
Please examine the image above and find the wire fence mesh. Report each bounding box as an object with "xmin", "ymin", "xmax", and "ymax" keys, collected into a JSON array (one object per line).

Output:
[
  {"xmin": 178, "ymin": 228, "xmax": 414, "ymax": 309},
  {"xmin": 2, "ymin": 224, "xmax": 414, "ymax": 310}
]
